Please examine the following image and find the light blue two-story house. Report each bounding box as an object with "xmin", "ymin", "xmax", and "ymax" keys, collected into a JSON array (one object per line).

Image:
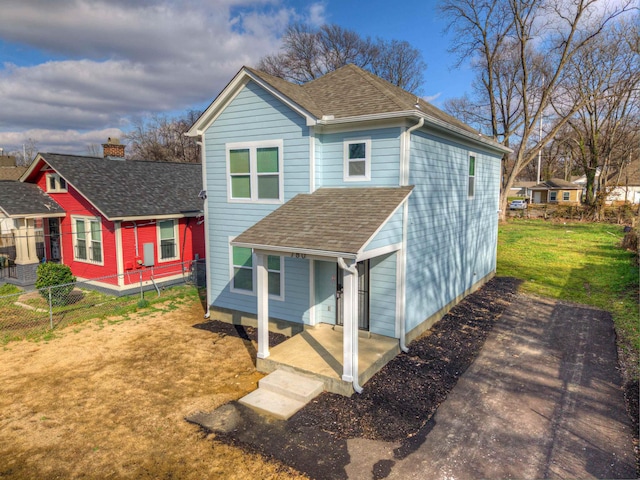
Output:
[{"xmin": 187, "ymin": 64, "xmax": 510, "ymax": 395}]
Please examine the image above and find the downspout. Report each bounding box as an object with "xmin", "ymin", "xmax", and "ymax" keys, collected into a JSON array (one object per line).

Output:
[
  {"xmin": 197, "ymin": 139, "xmax": 211, "ymax": 319},
  {"xmin": 397, "ymin": 117, "xmax": 423, "ymax": 353},
  {"xmin": 337, "ymin": 257, "xmax": 363, "ymax": 394}
]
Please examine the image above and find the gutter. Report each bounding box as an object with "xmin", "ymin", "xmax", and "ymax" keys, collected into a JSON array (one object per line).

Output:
[
  {"xmin": 318, "ymin": 111, "xmax": 511, "ymax": 155},
  {"xmin": 337, "ymin": 257, "xmax": 363, "ymax": 394}
]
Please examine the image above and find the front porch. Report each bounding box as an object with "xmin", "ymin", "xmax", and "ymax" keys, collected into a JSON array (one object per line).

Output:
[{"xmin": 257, "ymin": 323, "xmax": 400, "ymax": 396}]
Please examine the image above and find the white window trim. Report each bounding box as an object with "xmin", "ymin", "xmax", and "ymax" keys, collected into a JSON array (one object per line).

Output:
[
  {"xmin": 562, "ymin": 191, "xmax": 570, "ymax": 201},
  {"xmin": 550, "ymin": 191, "xmax": 558, "ymax": 202},
  {"xmin": 228, "ymin": 238, "xmax": 285, "ymax": 301},
  {"xmin": 226, "ymin": 139, "xmax": 284, "ymax": 204},
  {"xmin": 46, "ymin": 173, "xmax": 67, "ymax": 193},
  {"xmin": 71, "ymin": 215, "xmax": 104, "ymax": 266},
  {"xmin": 157, "ymin": 219, "xmax": 179, "ymax": 263},
  {"xmin": 468, "ymin": 152, "xmax": 476, "ymax": 199},
  {"xmin": 343, "ymin": 138, "xmax": 372, "ymax": 182}
]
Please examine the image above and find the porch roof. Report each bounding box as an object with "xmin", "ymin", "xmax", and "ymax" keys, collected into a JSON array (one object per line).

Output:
[
  {"xmin": 232, "ymin": 186, "xmax": 414, "ymax": 258},
  {"xmin": 0, "ymin": 181, "xmax": 65, "ymax": 218}
]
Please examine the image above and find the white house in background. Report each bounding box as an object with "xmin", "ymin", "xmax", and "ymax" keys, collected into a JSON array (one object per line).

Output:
[{"xmin": 573, "ymin": 160, "xmax": 640, "ymax": 205}]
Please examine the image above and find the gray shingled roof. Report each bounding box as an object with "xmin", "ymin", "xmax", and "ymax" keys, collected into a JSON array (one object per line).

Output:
[
  {"xmin": 232, "ymin": 186, "xmax": 414, "ymax": 256},
  {"xmin": 34, "ymin": 153, "xmax": 202, "ymax": 219},
  {"xmin": 532, "ymin": 178, "xmax": 582, "ymax": 190},
  {"xmin": 0, "ymin": 181, "xmax": 64, "ymax": 217},
  {"xmin": 247, "ymin": 64, "xmax": 478, "ymax": 135},
  {"xmin": 0, "ymin": 166, "xmax": 28, "ymax": 181}
]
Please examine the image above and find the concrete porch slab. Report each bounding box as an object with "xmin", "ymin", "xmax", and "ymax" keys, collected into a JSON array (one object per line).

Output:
[{"xmin": 257, "ymin": 323, "xmax": 400, "ymax": 396}]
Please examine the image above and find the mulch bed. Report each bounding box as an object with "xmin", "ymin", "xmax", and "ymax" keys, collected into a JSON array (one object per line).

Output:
[
  {"xmin": 192, "ymin": 319, "xmax": 289, "ymax": 347},
  {"xmin": 194, "ymin": 277, "xmax": 520, "ymax": 443},
  {"xmin": 289, "ymin": 276, "xmax": 521, "ymax": 442}
]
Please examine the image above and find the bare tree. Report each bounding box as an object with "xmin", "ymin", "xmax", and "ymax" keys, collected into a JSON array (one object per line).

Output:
[
  {"xmin": 8, "ymin": 138, "xmax": 39, "ymax": 165},
  {"xmin": 561, "ymin": 20, "xmax": 640, "ymax": 207},
  {"xmin": 124, "ymin": 110, "xmax": 201, "ymax": 163},
  {"xmin": 440, "ymin": 0, "xmax": 636, "ymax": 219},
  {"xmin": 257, "ymin": 23, "xmax": 426, "ymax": 93}
]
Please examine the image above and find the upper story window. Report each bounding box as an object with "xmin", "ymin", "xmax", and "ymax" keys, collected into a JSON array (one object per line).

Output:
[
  {"xmin": 227, "ymin": 140, "xmax": 283, "ymax": 203},
  {"xmin": 468, "ymin": 153, "xmax": 476, "ymax": 198},
  {"xmin": 73, "ymin": 216, "xmax": 102, "ymax": 264},
  {"xmin": 46, "ymin": 173, "xmax": 67, "ymax": 193},
  {"xmin": 158, "ymin": 219, "xmax": 179, "ymax": 261},
  {"xmin": 344, "ymin": 138, "xmax": 371, "ymax": 181}
]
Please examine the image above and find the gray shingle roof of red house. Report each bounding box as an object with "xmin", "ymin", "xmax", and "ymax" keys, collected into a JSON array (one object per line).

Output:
[
  {"xmin": 232, "ymin": 186, "xmax": 414, "ymax": 256},
  {"xmin": 0, "ymin": 181, "xmax": 64, "ymax": 217},
  {"xmin": 22, "ymin": 153, "xmax": 203, "ymax": 220}
]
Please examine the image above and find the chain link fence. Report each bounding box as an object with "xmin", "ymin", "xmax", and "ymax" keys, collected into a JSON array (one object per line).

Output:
[{"xmin": 0, "ymin": 259, "xmax": 206, "ymax": 343}]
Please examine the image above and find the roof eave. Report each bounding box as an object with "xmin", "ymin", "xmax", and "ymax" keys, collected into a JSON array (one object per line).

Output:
[
  {"xmin": 111, "ymin": 211, "xmax": 202, "ymax": 222},
  {"xmin": 319, "ymin": 111, "xmax": 511, "ymax": 154},
  {"xmin": 230, "ymin": 242, "xmax": 358, "ymax": 260}
]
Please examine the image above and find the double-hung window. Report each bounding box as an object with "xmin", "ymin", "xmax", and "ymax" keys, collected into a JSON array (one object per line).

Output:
[
  {"xmin": 230, "ymin": 244, "xmax": 284, "ymax": 300},
  {"xmin": 227, "ymin": 140, "xmax": 283, "ymax": 202},
  {"xmin": 550, "ymin": 191, "xmax": 558, "ymax": 202},
  {"xmin": 562, "ymin": 191, "xmax": 570, "ymax": 201},
  {"xmin": 158, "ymin": 219, "xmax": 178, "ymax": 261},
  {"xmin": 344, "ymin": 138, "xmax": 371, "ymax": 181},
  {"xmin": 73, "ymin": 217, "xmax": 102, "ymax": 264},
  {"xmin": 468, "ymin": 153, "xmax": 476, "ymax": 198},
  {"xmin": 46, "ymin": 173, "xmax": 67, "ymax": 193}
]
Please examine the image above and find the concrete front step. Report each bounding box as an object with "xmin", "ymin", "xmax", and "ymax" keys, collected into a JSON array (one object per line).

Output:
[
  {"xmin": 259, "ymin": 368, "xmax": 324, "ymax": 403},
  {"xmin": 238, "ymin": 369, "xmax": 324, "ymax": 420}
]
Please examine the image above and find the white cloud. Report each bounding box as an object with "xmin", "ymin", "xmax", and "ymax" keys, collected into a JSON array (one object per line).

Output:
[
  {"xmin": 0, "ymin": 0, "xmax": 326, "ymax": 153},
  {"xmin": 0, "ymin": 128, "xmax": 125, "ymax": 156}
]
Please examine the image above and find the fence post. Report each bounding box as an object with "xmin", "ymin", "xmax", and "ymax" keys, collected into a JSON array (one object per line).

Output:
[{"xmin": 48, "ymin": 286, "xmax": 53, "ymax": 330}]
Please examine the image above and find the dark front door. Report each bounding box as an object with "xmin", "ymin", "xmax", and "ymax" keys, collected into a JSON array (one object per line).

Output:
[
  {"xmin": 48, "ymin": 218, "xmax": 61, "ymax": 262},
  {"xmin": 336, "ymin": 260, "xmax": 370, "ymax": 331}
]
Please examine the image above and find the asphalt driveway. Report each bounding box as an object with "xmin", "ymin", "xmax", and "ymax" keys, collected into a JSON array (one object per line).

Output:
[{"xmin": 384, "ymin": 294, "xmax": 636, "ymax": 479}]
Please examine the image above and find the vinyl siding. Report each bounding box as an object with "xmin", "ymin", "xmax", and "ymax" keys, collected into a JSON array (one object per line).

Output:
[
  {"xmin": 316, "ymin": 128, "xmax": 401, "ymax": 187},
  {"xmin": 369, "ymin": 252, "xmax": 397, "ymax": 337},
  {"xmin": 404, "ymin": 130, "xmax": 501, "ymax": 333},
  {"xmin": 314, "ymin": 260, "xmax": 337, "ymax": 325},
  {"xmin": 364, "ymin": 207, "xmax": 403, "ymax": 252},
  {"xmin": 204, "ymin": 80, "xmax": 311, "ymax": 323}
]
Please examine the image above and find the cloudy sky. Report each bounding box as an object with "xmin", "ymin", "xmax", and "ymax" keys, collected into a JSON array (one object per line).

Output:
[{"xmin": 0, "ymin": 0, "xmax": 472, "ymax": 156}]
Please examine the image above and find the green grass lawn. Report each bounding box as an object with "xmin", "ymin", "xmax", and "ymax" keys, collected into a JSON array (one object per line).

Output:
[{"xmin": 497, "ymin": 219, "xmax": 639, "ymax": 378}]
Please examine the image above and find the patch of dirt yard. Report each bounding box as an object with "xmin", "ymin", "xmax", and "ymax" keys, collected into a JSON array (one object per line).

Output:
[{"xmin": 0, "ymin": 299, "xmax": 306, "ymax": 479}]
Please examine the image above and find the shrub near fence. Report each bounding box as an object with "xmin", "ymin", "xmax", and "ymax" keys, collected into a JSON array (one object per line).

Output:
[{"xmin": 0, "ymin": 259, "xmax": 205, "ymax": 343}]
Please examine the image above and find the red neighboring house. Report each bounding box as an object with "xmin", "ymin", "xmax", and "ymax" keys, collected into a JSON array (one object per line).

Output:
[{"xmin": 16, "ymin": 142, "xmax": 205, "ymax": 294}]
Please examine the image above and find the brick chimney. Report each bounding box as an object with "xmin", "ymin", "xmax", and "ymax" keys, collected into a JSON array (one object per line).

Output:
[{"xmin": 102, "ymin": 137, "xmax": 125, "ymax": 159}]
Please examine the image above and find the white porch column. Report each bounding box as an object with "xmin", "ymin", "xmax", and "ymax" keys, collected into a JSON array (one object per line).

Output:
[
  {"xmin": 13, "ymin": 218, "xmax": 38, "ymax": 265},
  {"xmin": 342, "ymin": 265, "xmax": 354, "ymax": 382},
  {"xmin": 341, "ymin": 263, "xmax": 359, "ymax": 385},
  {"xmin": 255, "ymin": 252, "xmax": 270, "ymax": 359},
  {"xmin": 26, "ymin": 219, "xmax": 39, "ymax": 263}
]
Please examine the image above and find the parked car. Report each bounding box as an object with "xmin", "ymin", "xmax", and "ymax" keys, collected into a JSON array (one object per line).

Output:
[{"xmin": 509, "ymin": 199, "xmax": 527, "ymax": 210}]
